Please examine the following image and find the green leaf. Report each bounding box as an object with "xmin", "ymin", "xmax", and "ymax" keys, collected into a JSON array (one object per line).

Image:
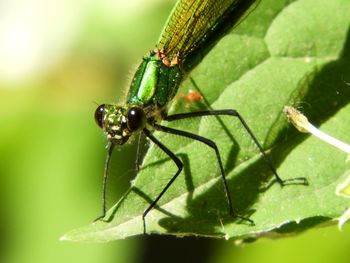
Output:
[
  {"xmin": 336, "ymin": 158, "xmax": 350, "ymax": 229},
  {"xmin": 62, "ymin": 0, "xmax": 350, "ymax": 242}
]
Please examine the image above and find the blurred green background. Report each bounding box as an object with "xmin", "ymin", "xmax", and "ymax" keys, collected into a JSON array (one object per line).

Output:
[{"xmin": 0, "ymin": 0, "xmax": 349, "ymax": 263}]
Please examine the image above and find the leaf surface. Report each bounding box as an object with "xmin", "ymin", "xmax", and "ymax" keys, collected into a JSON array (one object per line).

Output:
[{"xmin": 63, "ymin": 0, "xmax": 350, "ymax": 242}]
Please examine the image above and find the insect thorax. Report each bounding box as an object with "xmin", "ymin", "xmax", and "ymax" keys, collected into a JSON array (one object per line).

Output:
[{"xmin": 126, "ymin": 49, "xmax": 184, "ymax": 119}]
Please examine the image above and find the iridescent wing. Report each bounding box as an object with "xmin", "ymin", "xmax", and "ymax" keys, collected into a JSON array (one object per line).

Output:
[{"xmin": 157, "ymin": 0, "xmax": 259, "ymax": 71}]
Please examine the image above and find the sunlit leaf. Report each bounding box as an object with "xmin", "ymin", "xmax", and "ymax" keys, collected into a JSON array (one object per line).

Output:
[{"xmin": 63, "ymin": 0, "xmax": 350, "ymax": 242}]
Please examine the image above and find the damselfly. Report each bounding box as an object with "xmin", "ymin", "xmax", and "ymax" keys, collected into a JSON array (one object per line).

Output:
[{"xmin": 94, "ymin": 0, "xmax": 305, "ymax": 233}]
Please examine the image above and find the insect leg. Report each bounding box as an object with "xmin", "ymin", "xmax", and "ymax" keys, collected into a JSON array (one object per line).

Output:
[
  {"xmin": 153, "ymin": 123, "xmax": 253, "ymax": 224},
  {"xmin": 142, "ymin": 128, "xmax": 183, "ymax": 234},
  {"xmin": 95, "ymin": 142, "xmax": 115, "ymax": 221},
  {"xmin": 165, "ymin": 110, "xmax": 307, "ymax": 186}
]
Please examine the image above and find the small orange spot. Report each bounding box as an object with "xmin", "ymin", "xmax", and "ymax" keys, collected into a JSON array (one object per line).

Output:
[
  {"xmin": 162, "ymin": 57, "xmax": 171, "ymax": 67},
  {"xmin": 181, "ymin": 89, "xmax": 203, "ymax": 103},
  {"xmin": 170, "ymin": 56, "xmax": 179, "ymax": 66},
  {"xmin": 155, "ymin": 53, "xmax": 161, "ymax": 60}
]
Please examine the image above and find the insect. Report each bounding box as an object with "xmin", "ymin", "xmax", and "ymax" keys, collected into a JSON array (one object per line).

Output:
[{"xmin": 94, "ymin": 0, "xmax": 305, "ymax": 233}]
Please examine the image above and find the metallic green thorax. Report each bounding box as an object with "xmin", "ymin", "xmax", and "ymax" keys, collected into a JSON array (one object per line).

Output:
[{"xmin": 127, "ymin": 51, "xmax": 184, "ymax": 109}]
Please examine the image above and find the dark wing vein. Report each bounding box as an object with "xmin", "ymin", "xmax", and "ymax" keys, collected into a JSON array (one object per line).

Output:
[
  {"xmin": 157, "ymin": 0, "xmax": 259, "ymax": 67},
  {"xmin": 157, "ymin": 0, "xmax": 238, "ymax": 58}
]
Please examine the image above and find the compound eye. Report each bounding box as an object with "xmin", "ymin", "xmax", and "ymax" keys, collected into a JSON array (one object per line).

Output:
[
  {"xmin": 127, "ymin": 107, "xmax": 144, "ymax": 131},
  {"xmin": 94, "ymin": 104, "xmax": 105, "ymax": 128}
]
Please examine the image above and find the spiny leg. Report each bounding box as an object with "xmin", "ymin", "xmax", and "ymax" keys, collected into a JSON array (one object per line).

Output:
[
  {"xmin": 142, "ymin": 128, "xmax": 183, "ymax": 234},
  {"xmin": 153, "ymin": 123, "xmax": 253, "ymax": 224},
  {"xmin": 165, "ymin": 109, "xmax": 307, "ymax": 186},
  {"xmin": 135, "ymin": 132, "xmax": 144, "ymax": 173},
  {"xmin": 95, "ymin": 142, "xmax": 115, "ymax": 221}
]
